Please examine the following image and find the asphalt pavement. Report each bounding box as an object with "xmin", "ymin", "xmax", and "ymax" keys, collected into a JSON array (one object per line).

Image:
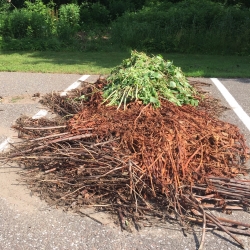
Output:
[{"xmin": 0, "ymin": 73, "xmax": 249, "ymax": 250}]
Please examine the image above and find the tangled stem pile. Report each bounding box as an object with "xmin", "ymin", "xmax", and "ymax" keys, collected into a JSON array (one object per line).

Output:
[{"xmin": 1, "ymin": 79, "xmax": 250, "ymax": 248}]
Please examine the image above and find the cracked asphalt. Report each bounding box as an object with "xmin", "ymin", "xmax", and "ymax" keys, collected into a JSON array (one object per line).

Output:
[{"xmin": 0, "ymin": 73, "xmax": 249, "ymax": 250}]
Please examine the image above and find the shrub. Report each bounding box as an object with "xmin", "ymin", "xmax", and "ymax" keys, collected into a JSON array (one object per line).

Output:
[
  {"xmin": 0, "ymin": 0, "xmax": 10, "ymax": 13},
  {"xmin": 79, "ymin": 2, "xmax": 110, "ymax": 27},
  {"xmin": 1, "ymin": 37, "xmax": 61, "ymax": 51},
  {"xmin": 0, "ymin": 1, "xmax": 82, "ymax": 50},
  {"xmin": 0, "ymin": 0, "xmax": 55, "ymax": 40},
  {"xmin": 59, "ymin": 3, "xmax": 80, "ymax": 29},
  {"xmin": 111, "ymin": 0, "xmax": 250, "ymax": 55},
  {"xmin": 56, "ymin": 3, "xmax": 80, "ymax": 42},
  {"xmin": 108, "ymin": 0, "xmax": 134, "ymax": 19}
]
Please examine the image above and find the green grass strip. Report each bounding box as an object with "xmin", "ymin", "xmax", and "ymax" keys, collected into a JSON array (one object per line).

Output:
[{"xmin": 0, "ymin": 51, "xmax": 249, "ymax": 78}]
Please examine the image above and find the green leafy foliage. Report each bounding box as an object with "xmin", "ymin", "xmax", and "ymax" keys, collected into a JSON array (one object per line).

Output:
[
  {"xmin": 0, "ymin": 0, "xmax": 10, "ymax": 13},
  {"xmin": 58, "ymin": 3, "xmax": 79, "ymax": 28},
  {"xmin": 57, "ymin": 3, "xmax": 80, "ymax": 41},
  {"xmin": 0, "ymin": 0, "xmax": 55, "ymax": 40},
  {"xmin": 103, "ymin": 51, "xmax": 199, "ymax": 109},
  {"xmin": 80, "ymin": 2, "xmax": 110, "ymax": 26},
  {"xmin": 111, "ymin": 0, "xmax": 250, "ymax": 55},
  {"xmin": 24, "ymin": 0, "xmax": 49, "ymax": 14},
  {"xmin": 1, "ymin": 0, "xmax": 250, "ymax": 53}
]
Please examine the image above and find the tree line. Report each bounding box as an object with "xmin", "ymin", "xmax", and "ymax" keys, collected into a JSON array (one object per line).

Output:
[
  {"xmin": 6, "ymin": 0, "xmax": 250, "ymax": 11},
  {"xmin": 0, "ymin": 0, "xmax": 249, "ymax": 54}
]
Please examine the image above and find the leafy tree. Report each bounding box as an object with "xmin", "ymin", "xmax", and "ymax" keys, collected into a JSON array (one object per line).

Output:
[
  {"xmin": 212, "ymin": 0, "xmax": 250, "ymax": 8},
  {"xmin": 0, "ymin": 0, "xmax": 13, "ymax": 12}
]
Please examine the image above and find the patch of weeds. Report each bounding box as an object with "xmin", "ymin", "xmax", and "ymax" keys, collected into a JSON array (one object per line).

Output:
[{"xmin": 11, "ymin": 96, "xmax": 24, "ymax": 103}]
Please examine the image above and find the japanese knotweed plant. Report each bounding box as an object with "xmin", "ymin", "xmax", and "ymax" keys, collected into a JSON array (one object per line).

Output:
[{"xmin": 103, "ymin": 51, "xmax": 199, "ymax": 109}]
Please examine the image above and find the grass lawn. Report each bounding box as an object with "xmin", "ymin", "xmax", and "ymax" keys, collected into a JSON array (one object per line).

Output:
[{"xmin": 0, "ymin": 50, "xmax": 249, "ymax": 77}]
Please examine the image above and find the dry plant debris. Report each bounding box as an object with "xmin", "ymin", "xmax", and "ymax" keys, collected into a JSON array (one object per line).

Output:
[{"xmin": 1, "ymin": 78, "xmax": 250, "ymax": 249}]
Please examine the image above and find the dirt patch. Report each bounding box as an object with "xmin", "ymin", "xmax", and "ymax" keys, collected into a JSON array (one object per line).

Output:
[
  {"xmin": 0, "ymin": 125, "xmax": 16, "ymax": 138},
  {"xmin": 0, "ymin": 94, "xmax": 41, "ymax": 104},
  {"xmin": 0, "ymin": 125, "xmax": 47, "ymax": 213},
  {"xmin": 0, "ymin": 164, "xmax": 48, "ymax": 213}
]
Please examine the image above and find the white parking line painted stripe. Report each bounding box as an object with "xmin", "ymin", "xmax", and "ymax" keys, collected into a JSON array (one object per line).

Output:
[
  {"xmin": 60, "ymin": 75, "xmax": 90, "ymax": 96},
  {"xmin": 0, "ymin": 138, "xmax": 12, "ymax": 152},
  {"xmin": 33, "ymin": 76, "xmax": 90, "ymax": 117},
  {"xmin": 32, "ymin": 109, "xmax": 48, "ymax": 119},
  {"xmin": 0, "ymin": 109, "xmax": 48, "ymax": 152},
  {"xmin": 0, "ymin": 109, "xmax": 48, "ymax": 151},
  {"xmin": 1, "ymin": 108, "xmax": 48, "ymax": 151},
  {"xmin": 0, "ymin": 75, "xmax": 91, "ymax": 151},
  {"xmin": 211, "ymin": 78, "xmax": 250, "ymax": 132},
  {"xmin": 78, "ymin": 75, "xmax": 91, "ymax": 81}
]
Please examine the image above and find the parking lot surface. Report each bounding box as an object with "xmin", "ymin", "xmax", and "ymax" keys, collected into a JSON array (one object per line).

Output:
[{"xmin": 0, "ymin": 73, "xmax": 249, "ymax": 250}]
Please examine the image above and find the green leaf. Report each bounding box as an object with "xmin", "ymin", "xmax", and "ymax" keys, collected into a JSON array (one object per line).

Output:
[
  {"xmin": 169, "ymin": 81, "xmax": 176, "ymax": 88},
  {"xmin": 103, "ymin": 50, "xmax": 199, "ymax": 109},
  {"xmin": 78, "ymin": 95, "xmax": 85, "ymax": 100},
  {"xmin": 152, "ymin": 72, "xmax": 163, "ymax": 79},
  {"xmin": 150, "ymin": 96, "xmax": 158, "ymax": 103}
]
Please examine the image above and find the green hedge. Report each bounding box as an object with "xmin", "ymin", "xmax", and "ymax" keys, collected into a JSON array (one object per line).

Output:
[
  {"xmin": 111, "ymin": 0, "xmax": 250, "ymax": 55},
  {"xmin": 1, "ymin": 0, "xmax": 250, "ymax": 54},
  {"xmin": 0, "ymin": 1, "xmax": 82, "ymax": 51}
]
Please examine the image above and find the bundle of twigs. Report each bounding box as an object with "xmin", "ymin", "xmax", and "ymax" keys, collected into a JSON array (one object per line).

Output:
[{"xmin": 1, "ymin": 79, "xmax": 250, "ymax": 249}]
